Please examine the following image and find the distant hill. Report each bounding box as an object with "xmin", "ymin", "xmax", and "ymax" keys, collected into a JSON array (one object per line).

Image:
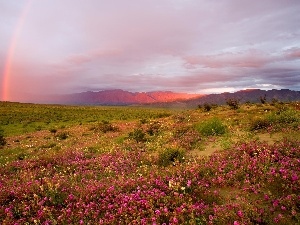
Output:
[
  {"xmin": 49, "ymin": 89, "xmax": 202, "ymax": 105},
  {"xmin": 152, "ymin": 89, "xmax": 300, "ymax": 108},
  {"xmin": 22, "ymin": 88, "xmax": 300, "ymax": 106}
]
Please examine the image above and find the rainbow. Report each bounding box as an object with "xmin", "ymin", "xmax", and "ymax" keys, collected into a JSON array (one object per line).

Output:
[{"xmin": 1, "ymin": 0, "xmax": 33, "ymax": 101}]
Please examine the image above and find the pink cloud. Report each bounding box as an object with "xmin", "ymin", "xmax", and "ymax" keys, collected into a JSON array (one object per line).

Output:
[
  {"xmin": 284, "ymin": 47, "xmax": 300, "ymax": 60},
  {"xmin": 184, "ymin": 50, "xmax": 274, "ymax": 69},
  {"xmin": 66, "ymin": 49, "xmax": 122, "ymax": 65}
]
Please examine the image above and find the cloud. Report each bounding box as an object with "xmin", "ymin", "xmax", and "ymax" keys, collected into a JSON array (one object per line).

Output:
[
  {"xmin": 65, "ymin": 49, "xmax": 123, "ymax": 65},
  {"xmin": 1, "ymin": 0, "xmax": 300, "ymax": 101},
  {"xmin": 183, "ymin": 50, "xmax": 275, "ymax": 69},
  {"xmin": 284, "ymin": 47, "xmax": 300, "ymax": 60}
]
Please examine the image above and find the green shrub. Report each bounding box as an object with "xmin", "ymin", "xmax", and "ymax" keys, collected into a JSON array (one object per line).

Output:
[
  {"xmin": 146, "ymin": 121, "xmax": 161, "ymax": 136},
  {"xmin": 41, "ymin": 142, "xmax": 57, "ymax": 148},
  {"xmin": 260, "ymin": 94, "xmax": 267, "ymax": 104},
  {"xmin": 267, "ymin": 109, "xmax": 299, "ymax": 125},
  {"xmin": 97, "ymin": 120, "xmax": 119, "ymax": 133},
  {"xmin": 226, "ymin": 98, "xmax": 239, "ymax": 110},
  {"xmin": 198, "ymin": 103, "xmax": 212, "ymax": 112},
  {"xmin": 196, "ymin": 117, "xmax": 227, "ymax": 136},
  {"xmin": 158, "ymin": 148, "xmax": 185, "ymax": 166},
  {"xmin": 270, "ymin": 98, "xmax": 281, "ymax": 106},
  {"xmin": 154, "ymin": 112, "xmax": 171, "ymax": 119},
  {"xmin": 55, "ymin": 131, "xmax": 69, "ymax": 140},
  {"xmin": 85, "ymin": 146, "xmax": 99, "ymax": 153},
  {"xmin": 249, "ymin": 118, "xmax": 271, "ymax": 131},
  {"xmin": 139, "ymin": 118, "xmax": 148, "ymax": 124},
  {"xmin": 128, "ymin": 128, "xmax": 147, "ymax": 143},
  {"xmin": 34, "ymin": 125, "xmax": 43, "ymax": 131},
  {"xmin": 17, "ymin": 153, "xmax": 27, "ymax": 160},
  {"xmin": 49, "ymin": 128, "xmax": 57, "ymax": 135},
  {"xmin": 0, "ymin": 128, "xmax": 6, "ymax": 147}
]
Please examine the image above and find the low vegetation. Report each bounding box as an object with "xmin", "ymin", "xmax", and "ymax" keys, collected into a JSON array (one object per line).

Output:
[
  {"xmin": 0, "ymin": 128, "xmax": 6, "ymax": 147},
  {"xmin": 195, "ymin": 117, "xmax": 227, "ymax": 136},
  {"xmin": 0, "ymin": 101, "xmax": 299, "ymax": 224},
  {"xmin": 226, "ymin": 98, "xmax": 240, "ymax": 110}
]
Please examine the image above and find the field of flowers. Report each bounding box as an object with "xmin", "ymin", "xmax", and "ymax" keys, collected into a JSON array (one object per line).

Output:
[{"xmin": 0, "ymin": 102, "xmax": 299, "ymax": 224}]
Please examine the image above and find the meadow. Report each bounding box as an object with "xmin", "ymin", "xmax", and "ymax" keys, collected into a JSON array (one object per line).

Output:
[{"xmin": 0, "ymin": 101, "xmax": 299, "ymax": 224}]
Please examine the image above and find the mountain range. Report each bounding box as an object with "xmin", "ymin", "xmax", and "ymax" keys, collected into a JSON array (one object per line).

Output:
[
  {"xmin": 46, "ymin": 89, "xmax": 202, "ymax": 105},
  {"xmin": 154, "ymin": 89, "xmax": 300, "ymax": 108},
  {"xmin": 39, "ymin": 88, "xmax": 300, "ymax": 107}
]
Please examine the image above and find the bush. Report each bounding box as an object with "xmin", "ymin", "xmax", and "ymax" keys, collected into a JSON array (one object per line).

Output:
[
  {"xmin": 17, "ymin": 153, "xmax": 27, "ymax": 160},
  {"xmin": 204, "ymin": 103, "xmax": 213, "ymax": 111},
  {"xmin": 128, "ymin": 128, "xmax": 147, "ymax": 143},
  {"xmin": 267, "ymin": 109, "xmax": 299, "ymax": 125},
  {"xmin": 55, "ymin": 131, "xmax": 69, "ymax": 140},
  {"xmin": 139, "ymin": 118, "xmax": 148, "ymax": 124},
  {"xmin": 249, "ymin": 118, "xmax": 271, "ymax": 131},
  {"xmin": 226, "ymin": 98, "xmax": 239, "ymax": 109},
  {"xmin": 146, "ymin": 121, "xmax": 161, "ymax": 136},
  {"xmin": 0, "ymin": 128, "xmax": 6, "ymax": 147},
  {"xmin": 49, "ymin": 128, "xmax": 57, "ymax": 135},
  {"xmin": 158, "ymin": 148, "xmax": 185, "ymax": 166},
  {"xmin": 202, "ymin": 103, "xmax": 213, "ymax": 112},
  {"xmin": 97, "ymin": 120, "xmax": 119, "ymax": 133},
  {"xmin": 154, "ymin": 112, "xmax": 172, "ymax": 119},
  {"xmin": 41, "ymin": 143, "xmax": 57, "ymax": 148},
  {"xmin": 198, "ymin": 103, "xmax": 217, "ymax": 111},
  {"xmin": 196, "ymin": 117, "xmax": 227, "ymax": 136},
  {"xmin": 260, "ymin": 94, "xmax": 267, "ymax": 104}
]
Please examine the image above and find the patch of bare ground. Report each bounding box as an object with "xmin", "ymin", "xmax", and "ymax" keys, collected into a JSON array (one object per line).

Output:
[
  {"xmin": 189, "ymin": 138, "xmax": 222, "ymax": 157},
  {"xmin": 255, "ymin": 132, "xmax": 282, "ymax": 144},
  {"xmin": 188, "ymin": 131, "xmax": 285, "ymax": 158}
]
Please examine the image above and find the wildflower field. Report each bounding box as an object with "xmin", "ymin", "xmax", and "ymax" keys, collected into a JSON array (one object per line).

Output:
[{"xmin": 0, "ymin": 101, "xmax": 299, "ymax": 224}]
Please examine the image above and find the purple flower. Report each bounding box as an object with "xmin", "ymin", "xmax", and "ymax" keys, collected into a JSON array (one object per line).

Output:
[
  {"xmin": 292, "ymin": 173, "xmax": 298, "ymax": 181},
  {"xmin": 273, "ymin": 199, "xmax": 279, "ymax": 207},
  {"xmin": 173, "ymin": 217, "xmax": 178, "ymax": 223},
  {"xmin": 187, "ymin": 180, "xmax": 192, "ymax": 187},
  {"xmin": 68, "ymin": 194, "xmax": 74, "ymax": 200},
  {"xmin": 237, "ymin": 210, "xmax": 243, "ymax": 218},
  {"xmin": 264, "ymin": 194, "xmax": 269, "ymax": 200}
]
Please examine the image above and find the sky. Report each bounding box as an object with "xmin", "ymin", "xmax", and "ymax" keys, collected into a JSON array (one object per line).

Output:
[{"xmin": 0, "ymin": 0, "xmax": 300, "ymax": 102}]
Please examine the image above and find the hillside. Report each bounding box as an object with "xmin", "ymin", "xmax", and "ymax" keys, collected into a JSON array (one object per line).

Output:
[
  {"xmin": 18, "ymin": 89, "xmax": 300, "ymax": 106},
  {"xmin": 43, "ymin": 89, "xmax": 202, "ymax": 105},
  {"xmin": 152, "ymin": 89, "xmax": 300, "ymax": 108}
]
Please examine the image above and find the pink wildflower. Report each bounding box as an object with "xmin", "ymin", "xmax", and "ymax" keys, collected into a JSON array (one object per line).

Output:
[
  {"xmin": 237, "ymin": 210, "xmax": 243, "ymax": 218},
  {"xmin": 264, "ymin": 194, "xmax": 269, "ymax": 200},
  {"xmin": 187, "ymin": 180, "xmax": 192, "ymax": 187},
  {"xmin": 173, "ymin": 217, "xmax": 178, "ymax": 223},
  {"xmin": 273, "ymin": 199, "xmax": 279, "ymax": 207},
  {"xmin": 155, "ymin": 209, "xmax": 161, "ymax": 215},
  {"xmin": 292, "ymin": 173, "xmax": 298, "ymax": 181}
]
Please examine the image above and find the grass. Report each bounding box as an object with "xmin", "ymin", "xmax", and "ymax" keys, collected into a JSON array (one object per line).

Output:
[
  {"xmin": 0, "ymin": 102, "xmax": 174, "ymax": 136},
  {"xmin": 0, "ymin": 101, "xmax": 299, "ymax": 224},
  {"xmin": 195, "ymin": 117, "xmax": 227, "ymax": 136}
]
